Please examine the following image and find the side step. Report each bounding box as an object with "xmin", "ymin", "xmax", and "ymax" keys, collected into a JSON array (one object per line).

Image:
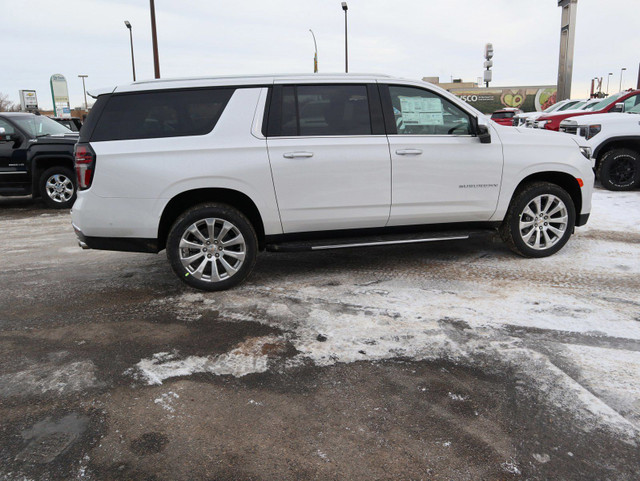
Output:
[{"xmin": 265, "ymin": 229, "xmax": 494, "ymax": 253}]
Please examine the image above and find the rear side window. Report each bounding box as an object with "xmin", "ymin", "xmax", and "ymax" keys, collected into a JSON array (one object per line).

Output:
[
  {"xmin": 268, "ymin": 84, "xmax": 372, "ymax": 137},
  {"xmin": 90, "ymin": 88, "xmax": 234, "ymax": 141}
]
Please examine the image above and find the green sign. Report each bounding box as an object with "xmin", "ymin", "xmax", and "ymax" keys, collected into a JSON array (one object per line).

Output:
[{"xmin": 449, "ymin": 86, "xmax": 558, "ymax": 114}]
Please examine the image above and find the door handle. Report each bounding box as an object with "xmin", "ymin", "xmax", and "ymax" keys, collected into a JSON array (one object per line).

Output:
[
  {"xmin": 395, "ymin": 149, "xmax": 423, "ymax": 156},
  {"xmin": 283, "ymin": 151, "xmax": 314, "ymax": 159}
]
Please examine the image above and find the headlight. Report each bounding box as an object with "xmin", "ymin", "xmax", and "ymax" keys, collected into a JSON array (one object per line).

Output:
[
  {"xmin": 536, "ymin": 120, "xmax": 548, "ymax": 129},
  {"xmin": 579, "ymin": 146, "xmax": 592, "ymax": 159},
  {"xmin": 585, "ymin": 124, "xmax": 601, "ymax": 140}
]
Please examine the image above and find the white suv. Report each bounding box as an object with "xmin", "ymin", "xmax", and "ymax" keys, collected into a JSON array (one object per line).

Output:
[
  {"xmin": 72, "ymin": 74, "xmax": 594, "ymax": 291},
  {"xmin": 560, "ymin": 103, "xmax": 640, "ymax": 190}
]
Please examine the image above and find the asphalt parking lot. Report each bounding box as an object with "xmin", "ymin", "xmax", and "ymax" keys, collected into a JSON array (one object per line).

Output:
[{"xmin": 0, "ymin": 189, "xmax": 639, "ymax": 481}]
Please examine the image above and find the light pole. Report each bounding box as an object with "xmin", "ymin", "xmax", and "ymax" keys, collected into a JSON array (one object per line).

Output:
[
  {"xmin": 341, "ymin": 2, "xmax": 348, "ymax": 73},
  {"xmin": 606, "ymin": 72, "xmax": 613, "ymax": 95},
  {"xmin": 149, "ymin": 0, "xmax": 161, "ymax": 79},
  {"xmin": 78, "ymin": 75, "xmax": 88, "ymax": 111},
  {"xmin": 309, "ymin": 29, "xmax": 318, "ymax": 73},
  {"xmin": 619, "ymin": 67, "xmax": 627, "ymax": 92},
  {"xmin": 124, "ymin": 21, "xmax": 136, "ymax": 82}
]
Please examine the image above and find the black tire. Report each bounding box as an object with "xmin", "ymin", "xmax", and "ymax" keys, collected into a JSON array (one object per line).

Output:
[
  {"xmin": 500, "ymin": 182, "xmax": 575, "ymax": 258},
  {"xmin": 166, "ymin": 203, "xmax": 258, "ymax": 291},
  {"xmin": 38, "ymin": 166, "xmax": 77, "ymax": 209},
  {"xmin": 597, "ymin": 148, "xmax": 640, "ymax": 191}
]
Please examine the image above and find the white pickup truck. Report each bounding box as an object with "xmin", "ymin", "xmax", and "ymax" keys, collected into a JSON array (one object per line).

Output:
[{"xmin": 560, "ymin": 103, "xmax": 640, "ymax": 190}]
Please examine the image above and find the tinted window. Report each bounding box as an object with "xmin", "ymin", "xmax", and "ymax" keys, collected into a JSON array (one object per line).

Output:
[
  {"xmin": 91, "ymin": 88, "xmax": 234, "ymax": 141},
  {"xmin": 388, "ymin": 86, "xmax": 472, "ymax": 135},
  {"xmin": 269, "ymin": 84, "xmax": 372, "ymax": 137},
  {"xmin": 491, "ymin": 111, "xmax": 514, "ymax": 119}
]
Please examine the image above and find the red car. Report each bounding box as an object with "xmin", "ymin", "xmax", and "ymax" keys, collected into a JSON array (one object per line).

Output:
[
  {"xmin": 490, "ymin": 108, "xmax": 523, "ymax": 126},
  {"xmin": 533, "ymin": 90, "xmax": 640, "ymax": 131}
]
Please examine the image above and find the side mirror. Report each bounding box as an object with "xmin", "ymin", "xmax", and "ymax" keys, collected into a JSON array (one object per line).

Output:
[
  {"xmin": 0, "ymin": 127, "xmax": 5, "ymax": 135},
  {"xmin": 477, "ymin": 123, "xmax": 492, "ymax": 144},
  {"xmin": 611, "ymin": 102, "xmax": 625, "ymax": 113}
]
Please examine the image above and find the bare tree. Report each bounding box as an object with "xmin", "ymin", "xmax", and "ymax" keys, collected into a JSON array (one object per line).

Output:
[{"xmin": 0, "ymin": 93, "xmax": 20, "ymax": 112}]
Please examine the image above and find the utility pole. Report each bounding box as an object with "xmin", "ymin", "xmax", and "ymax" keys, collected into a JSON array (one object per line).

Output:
[
  {"xmin": 150, "ymin": 0, "xmax": 161, "ymax": 79},
  {"xmin": 620, "ymin": 67, "xmax": 627, "ymax": 92},
  {"xmin": 557, "ymin": 0, "xmax": 578, "ymax": 101}
]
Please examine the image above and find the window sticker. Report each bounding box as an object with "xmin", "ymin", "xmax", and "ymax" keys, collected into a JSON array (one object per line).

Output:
[{"xmin": 398, "ymin": 96, "xmax": 444, "ymax": 126}]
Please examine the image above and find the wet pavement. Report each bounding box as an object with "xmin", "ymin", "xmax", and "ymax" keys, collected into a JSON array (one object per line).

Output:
[{"xmin": 0, "ymin": 192, "xmax": 639, "ymax": 480}]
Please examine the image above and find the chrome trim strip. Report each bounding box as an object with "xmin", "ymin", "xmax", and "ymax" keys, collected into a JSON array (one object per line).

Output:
[
  {"xmin": 311, "ymin": 235, "xmax": 469, "ymax": 250},
  {"xmin": 0, "ymin": 171, "xmax": 27, "ymax": 174}
]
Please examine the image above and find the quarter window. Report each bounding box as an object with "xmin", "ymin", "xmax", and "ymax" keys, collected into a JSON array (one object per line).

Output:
[
  {"xmin": 270, "ymin": 84, "xmax": 372, "ymax": 137},
  {"xmin": 388, "ymin": 86, "xmax": 472, "ymax": 135},
  {"xmin": 90, "ymin": 88, "xmax": 234, "ymax": 141}
]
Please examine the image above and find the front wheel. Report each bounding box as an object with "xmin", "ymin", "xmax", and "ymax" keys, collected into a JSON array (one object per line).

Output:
[
  {"xmin": 500, "ymin": 182, "xmax": 575, "ymax": 258},
  {"xmin": 39, "ymin": 166, "xmax": 77, "ymax": 209},
  {"xmin": 166, "ymin": 203, "xmax": 258, "ymax": 291},
  {"xmin": 597, "ymin": 148, "xmax": 640, "ymax": 191}
]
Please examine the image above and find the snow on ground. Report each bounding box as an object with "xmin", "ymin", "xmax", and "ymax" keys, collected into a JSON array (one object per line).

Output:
[{"xmin": 125, "ymin": 188, "xmax": 640, "ymax": 440}]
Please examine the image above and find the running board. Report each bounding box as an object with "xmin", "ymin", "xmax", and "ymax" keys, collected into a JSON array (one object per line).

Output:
[{"xmin": 266, "ymin": 230, "xmax": 492, "ymax": 253}]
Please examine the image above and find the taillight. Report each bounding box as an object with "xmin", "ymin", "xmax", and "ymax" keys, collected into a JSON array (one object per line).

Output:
[{"xmin": 74, "ymin": 143, "xmax": 96, "ymax": 190}]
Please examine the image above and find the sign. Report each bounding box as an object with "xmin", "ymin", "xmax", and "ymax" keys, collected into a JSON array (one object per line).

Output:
[
  {"xmin": 450, "ymin": 86, "xmax": 558, "ymax": 114},
  {"xmin": 19, "ymin": 90, "xmax": 38, "ymax": 111},
  {"xmin": 398, "ymin": 96, "xmax": 443, "ymax": 126},
  {"xmin": 50, "ymin": 74, "xmax": 71, "ymax": 118}
]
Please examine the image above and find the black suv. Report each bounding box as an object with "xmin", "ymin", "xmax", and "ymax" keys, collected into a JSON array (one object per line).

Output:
[
  {"xmin": 52, "ymin": 117, "xmax": 83, "ymax": 132},
  {"xmin": 0, "ymin": 112, "xmax": 78, "ymax": 208}
]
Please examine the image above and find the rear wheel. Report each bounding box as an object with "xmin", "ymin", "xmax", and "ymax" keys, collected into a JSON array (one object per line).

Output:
[
  {"xmin": 500, "ymin": 182, "xmax": 575, "ymax": 258},
  {"xmin": 597, "ymin": 148, "xmax": 640, "ymax": 191},
  {"xmin": 39, "ymin": 166, "xmax": 77, "ymax": 209},
  {"xmin": 166, "ymin": 203, "xmax": 258, "ymax": 291}
]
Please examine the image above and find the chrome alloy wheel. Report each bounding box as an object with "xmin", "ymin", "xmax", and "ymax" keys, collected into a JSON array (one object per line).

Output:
[
  {"xmin": 45, "ymin": 174, "xmax": 74, "ymax": 203},
  {"xmin": 179, "ymin": 218, "xmax": 246, "ymax": 282},
  {"xmin": 518, "ymin": 194, "xmax": 569, "ymax": 251}
]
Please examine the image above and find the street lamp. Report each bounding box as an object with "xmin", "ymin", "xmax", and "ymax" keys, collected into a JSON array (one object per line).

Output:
[
  {"xmin": 619, "ymin": 67, "xmax": 627, "ymax": 92},
  {"xmin": 78, "ymin": 75, "xmax": 88, "ymax": 111},
  {"xmin": 341, "ymin": 2, "xmax": 348, "ymax": 73},
  {"xmin": 606, "ymin": 72, "xmax": 613, "ymax": 95},
  {"xmin": 309, "ymin": 29, "xmax": 318, "ymax": 73},
  {"xmin": 124, "ymin": 21, "xmax": 136, "ymax": 82}
]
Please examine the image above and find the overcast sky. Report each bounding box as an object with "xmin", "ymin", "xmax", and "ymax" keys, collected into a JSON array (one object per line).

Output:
[{"xmin": 1, "ymin": 0, "xmax": 638, "ymax": 110}]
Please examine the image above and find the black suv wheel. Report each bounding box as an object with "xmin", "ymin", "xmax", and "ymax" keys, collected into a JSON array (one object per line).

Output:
[
  {"xmin": 597, "ymin": 148, "xmax": 640, "ymax": 191},
  {"xmin": 166, "ymin": 203, "xmax": 258, "ymax": 291},
  {"xmin": 39, "ymin": 166, "xmax": 77, "ymax": 209}
]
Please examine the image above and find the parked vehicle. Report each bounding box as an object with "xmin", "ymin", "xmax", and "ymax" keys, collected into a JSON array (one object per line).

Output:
[
  {"xmin": 0, "ymin": 112, "xmax": 78, "ymax": 208},
  {"xmin": 491, "ymin": 108, "xmax": 522, "ymax": 126},
  {"xmin": 71, "ymin": 74, "xmax": 594, "ymax": 291},
  {"xmin": 532, "ymin": 90, "xmax": 640, "ymax": 131},
  {"xmin": 513, "ymin": 99, "xmax": 583, "ymax": 127},
  {"xmin": 51, "ymin": 117, "xmax": 83, "ymax": 132},
  {"xmin": 561, "ymin": 103, "xmax": 640, "ymax": 190}
]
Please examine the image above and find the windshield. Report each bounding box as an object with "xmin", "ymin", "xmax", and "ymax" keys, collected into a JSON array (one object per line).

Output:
[
  {"xmin": 590, "ymin": 92, "xmax": 625, "ymax": 112},
  {"xmin": 582, "ymin": 102, "xmax": 600, "ymax": 111},
  {"xmin": 12, "ymin": 115, "xmax": 73, "ymax": 137},
  {"xmin": 557, "ymin": 101, "xmax": 581, "ymax": 111},
  {"xmin": 569, "ymin": 101, "xmax": 586, "ymax": 110},
  {"xmin": 543, "ymin": 102, "xmax": 565, "ymax": 113}
]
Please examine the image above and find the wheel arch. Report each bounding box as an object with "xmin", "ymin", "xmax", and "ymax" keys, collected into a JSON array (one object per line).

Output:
[
  {"xmin": 510, "ymin": 171, "xmax": 582, "ymax": 219},
  {"xmin": 158, "ymin": 188, "xmax": 266, "ymax": 251},
  {"xmin": 31, "ymin": 155, "xmax": 75, "ymax": 197},
  {"xmin": 594, "ymin": 137, "xmax": 640, "ymax": 165}
]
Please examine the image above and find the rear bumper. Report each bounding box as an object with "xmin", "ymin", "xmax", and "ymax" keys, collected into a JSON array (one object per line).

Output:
[{"xmin": 73, "ymin": 223, "xmax": 158, "ymax": 253}]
